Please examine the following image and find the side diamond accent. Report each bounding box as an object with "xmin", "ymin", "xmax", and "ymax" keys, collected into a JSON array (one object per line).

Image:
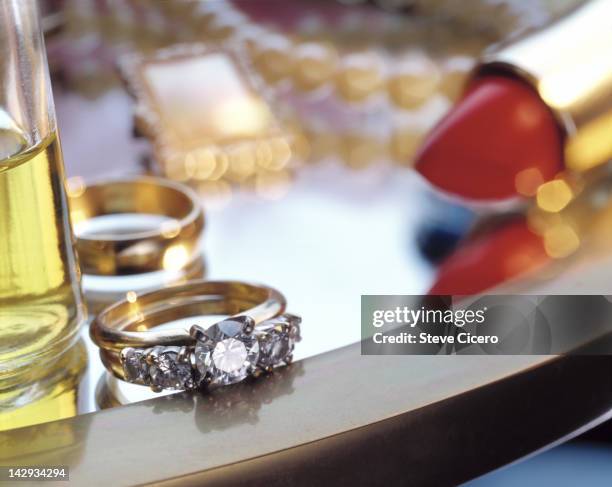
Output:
[
  {"xmin": 121, "ymin": 348, "xmax": 149, "ymax": 384},
  {"xmin": 149, "ymin": 347, "xmax": 195, "ymax": 391},
  {"xmin": 257, "ymin": 314, "xmax": 301, "ymax": 370}
]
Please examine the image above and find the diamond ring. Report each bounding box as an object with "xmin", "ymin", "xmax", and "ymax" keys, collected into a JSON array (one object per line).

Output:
[{"xmin": 91, "ymin": 280, "xmax": 301, "ymax": 392}]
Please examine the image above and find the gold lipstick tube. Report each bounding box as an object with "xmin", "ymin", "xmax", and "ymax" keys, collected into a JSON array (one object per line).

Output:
[{"xmin": 479, "ymin": 0, "xmax": 612, "ymax": 174}]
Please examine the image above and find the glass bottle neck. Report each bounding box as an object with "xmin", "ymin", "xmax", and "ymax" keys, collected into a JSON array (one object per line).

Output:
[{"xmin": 0, "ymin": 0, "xmax": 54, "ymax": 157}]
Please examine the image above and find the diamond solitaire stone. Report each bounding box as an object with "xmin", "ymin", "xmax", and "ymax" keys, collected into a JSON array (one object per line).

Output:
[
  {"xmin": 194, "ymin": 318, "xmax": 260, "ymax": 387},
  {"xmin": 149, "ymin": 347, "xmax": 194, "ymax": 390},
  {"xmin": 257, "ymin": 314, "xmax": 301, "ymax": 369}
]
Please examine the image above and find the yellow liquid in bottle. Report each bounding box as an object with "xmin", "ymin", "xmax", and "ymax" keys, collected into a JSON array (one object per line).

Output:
[{"xmin": 0, "ymin": 115, "xmax": 85, "ymax": 383}]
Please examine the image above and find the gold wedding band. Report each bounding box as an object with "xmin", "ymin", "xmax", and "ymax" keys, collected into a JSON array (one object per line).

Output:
[
  {"xmin": 90, "ymin": 280, "xmax": 300, "ymax": 392},
  {"xmin": 97, "ymin": 295, "xmax": 266, "ymax": 381},
  {"xmin": 91, "ymin": 280, "xmax": 286, "ymax": 351},
  {"xmin": 68, "ymin": 176, "xmax": 204, "ymax": 275}
]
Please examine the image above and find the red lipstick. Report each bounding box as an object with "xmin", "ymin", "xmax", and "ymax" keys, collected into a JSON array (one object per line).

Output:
[
  {"xmin": 416, "ymin": 76, "xmax": 563, "ymax": 200},
  {"xmin": 416, "ymin": 0, "xmax": 612, "ymax": 203}
]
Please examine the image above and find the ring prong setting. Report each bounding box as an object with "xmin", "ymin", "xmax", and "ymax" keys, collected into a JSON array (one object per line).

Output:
[
  {"xmin": 189, "ymin": 324, "xmax": 208, "ymax": 342},
  {"xmin": 241, "ymin": 316, "xmax": 256, "ymax": 335}
]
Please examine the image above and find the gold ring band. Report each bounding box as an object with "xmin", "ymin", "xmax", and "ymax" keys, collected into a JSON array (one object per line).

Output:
[
  {"xmin": 68, "ymin": 176, "xmax": 204, "ymax": 275},
  {"xmin": 90, "ymin": 280, "xmax": 300, "ymax": 392},
  {"xmin": 90, "ymin": 280, "xmax": 287, "ymax": 352},
  {"xmin": 96, "ymin": 295, "xmax": 259, "ymax": 382}
]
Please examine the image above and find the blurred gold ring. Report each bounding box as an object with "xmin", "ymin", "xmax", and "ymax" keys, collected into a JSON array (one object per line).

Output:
[
  {"xmin": 68, "ymin": 176, "xmax": 204, "ymax": 275},
  {"xmin": 90, "ymin": 280, "xmax": 287, "ymax": 352}
]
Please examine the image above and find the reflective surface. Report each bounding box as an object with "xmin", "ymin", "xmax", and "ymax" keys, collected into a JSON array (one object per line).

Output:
[
  {"xmin": 4, "ymin": 341, "xmax": 612, "ymax": 486},
  {"xmin": 4, "ymin": 0, "xmax": 597, "ymax": 428},
  {"xmin": 58, "ymin": 80, "xmax": 437, "ymax": 407}
]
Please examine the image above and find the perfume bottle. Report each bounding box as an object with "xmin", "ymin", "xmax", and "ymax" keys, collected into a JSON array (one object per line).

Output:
[{"xmin": 0, "ymin": 0, "xmax": 85, "ymax": 386}]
